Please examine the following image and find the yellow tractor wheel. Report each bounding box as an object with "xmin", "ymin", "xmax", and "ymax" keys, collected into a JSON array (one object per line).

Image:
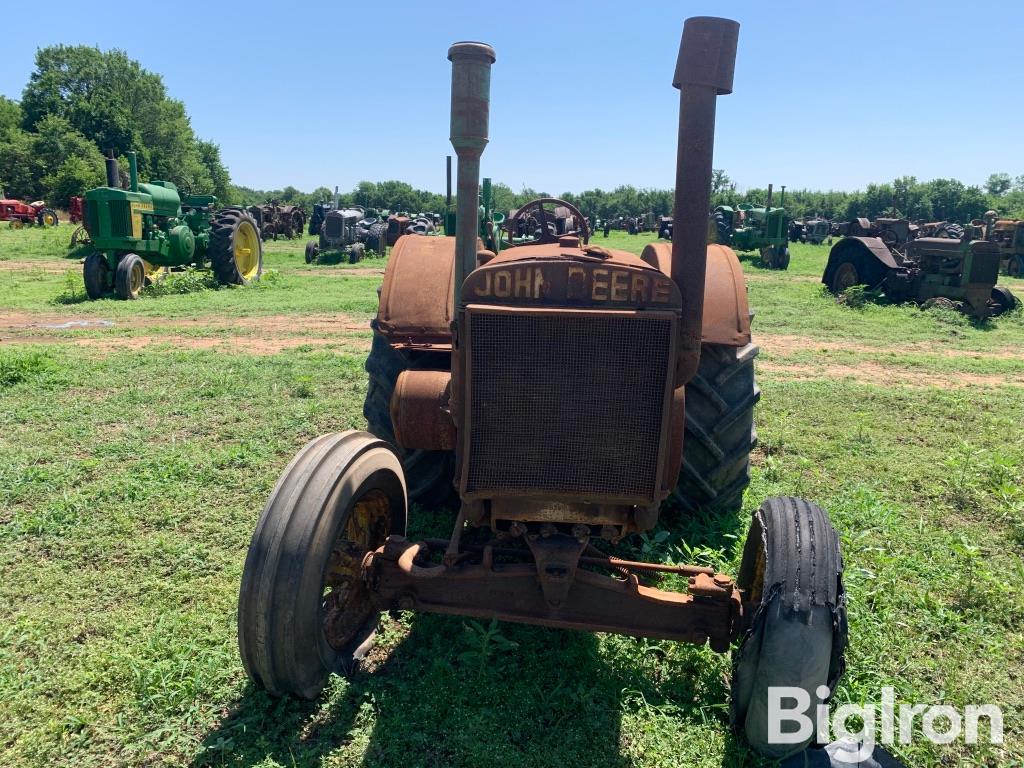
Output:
[{"xmin": 209, "ymin": 208, "xmax": 263, "ymax": 286}]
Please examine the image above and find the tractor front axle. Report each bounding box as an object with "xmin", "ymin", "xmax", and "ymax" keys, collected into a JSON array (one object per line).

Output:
[{"xmin": 362, "ymin": 535, "xmax": 744, "ymax": 652}]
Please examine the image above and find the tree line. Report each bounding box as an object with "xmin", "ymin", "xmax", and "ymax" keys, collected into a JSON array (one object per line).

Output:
[
  {"xmin": 0, "ymin": 46, "xmax": 230, "ymax": 207},
  {"xmin": 235, "ymin": 173, "xmax": 1024, "ymax": 225},
  {"xmin": 1, "ymin": 47, "xmax": 1022, "ymax": 225}
]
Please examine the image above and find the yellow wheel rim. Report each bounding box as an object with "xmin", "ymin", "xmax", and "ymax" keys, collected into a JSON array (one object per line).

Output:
[
  {"xmin": 142, "ymin": 259, "xmax": 163, "ymax": 282},
  {"xmin": 43, "ymin": 213, "xmax": 57, "ymax": 226},
  {"xmin": 233, "ymin": 221, "xmax": 260, "ymax": 280}
]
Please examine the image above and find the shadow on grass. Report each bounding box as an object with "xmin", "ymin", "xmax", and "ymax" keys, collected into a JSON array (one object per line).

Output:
[{"xmin": 192, "ymin": 609, "xmax": 751, "ymax": 768}]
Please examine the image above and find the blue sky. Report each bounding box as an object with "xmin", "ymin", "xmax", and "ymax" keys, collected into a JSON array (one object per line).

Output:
[{"xmin": 5, "ymin": 1, "xmax": 1022, "ymax": 195}]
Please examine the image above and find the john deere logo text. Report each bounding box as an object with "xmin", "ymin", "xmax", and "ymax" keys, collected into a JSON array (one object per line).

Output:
[{"xmin": 472, "ymin": 265, "xmax": 673, "ymax": 304}]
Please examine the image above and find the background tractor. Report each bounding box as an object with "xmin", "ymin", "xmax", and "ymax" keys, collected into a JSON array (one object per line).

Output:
[
  {"xmin": 80, "ymin": 151, "xmax": 262, "ymax": 300},
  {"xmin": 1, "ymin": 197, "xmax": 58, "ymax": 228},
  {"xmin": 823, "ymin": 232, "xmax": 1017, "ymax": 318},
  {"xmin": 980, "ymin": 212, "xmax": 1024, "ymax": 276},
  {"xmin": 248, "ymin": 200, "xmax": 306, "ymax": 240},
  {"xmin": 308, "ymin": 199, "xmax": 334, "ymax": 235},
  {"xmin": 711, "ymin": 186, "xmax": 791, "ymax": 268},
  {"xmin": 239, "ymin": 19, "xmax": 849, "ymax": 761},
  {"xmin": 305, "ymin": 206, "xmax": 383, "ymax": 264}
]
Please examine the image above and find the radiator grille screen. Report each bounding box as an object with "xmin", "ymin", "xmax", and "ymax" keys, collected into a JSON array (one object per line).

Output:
[
  {"xmin": 465, "ymin": 310, "xmax": 673, "ymax": 500},
  {"xmin": 109, "ymin": 201, "xmax": 132, "ymax": 237},
  {"xmin": 324, "ymin": 215, "xmax": 343, "ymax": 238},
  {"xmin": 968, "ymin": 247, "xmax": 999, "ymax": 285},
  {"xmin": 84, "ymin": 200, "xmax": 98, "ymax": 236}
]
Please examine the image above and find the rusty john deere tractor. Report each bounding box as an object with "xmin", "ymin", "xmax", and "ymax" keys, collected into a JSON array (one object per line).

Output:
[
  {"xmin": 823, "ymin": 230, "xmax": 1017, "ymax": 318},
  {"xmin": 239, "ymin": 19, "xmax": 848, "ymax": 760}
]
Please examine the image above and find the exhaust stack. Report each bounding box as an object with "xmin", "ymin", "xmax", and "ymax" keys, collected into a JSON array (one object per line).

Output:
[
  {"xmin": 448, "ymin": 41, "xmax": 495, "ymax": 302},
  {"xmin": 671, "ymin": 17, "xmax": 739, "ymax": 383},
  {"xmin": 105, "ymin": 151, "xmax": 120, "ymax": 189},
  {"xmin": 127, "ymin": 151, "xmax": 139, "ymax": 193}
]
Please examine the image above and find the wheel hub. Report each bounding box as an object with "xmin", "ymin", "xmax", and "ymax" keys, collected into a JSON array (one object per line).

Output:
[{"xmin": 321, "ymin": 489, "xmax": 392, "ymax": 650}]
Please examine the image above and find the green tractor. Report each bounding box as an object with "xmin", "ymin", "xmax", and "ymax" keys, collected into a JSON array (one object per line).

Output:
[
  {"xmin": 443, "ymin": 156, "xmax": 505, "ymax": 253},
  {"xmin": 711, "ymin": 184, "xmax": 791, "ymax": 269},
  {"xmin": 81, "ymin": 152, "xmax": 263, "ymax": 300}
]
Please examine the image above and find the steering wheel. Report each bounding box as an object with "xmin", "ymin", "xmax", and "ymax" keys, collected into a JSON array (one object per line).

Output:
[{"xmin": 504, "ymin": 198, "xmax": 590, "ymax": 246}]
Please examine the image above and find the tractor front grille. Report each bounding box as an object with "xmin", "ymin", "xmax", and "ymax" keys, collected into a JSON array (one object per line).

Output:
[
  {"xmin": 464, "ymin": 308, "xmax": 675, "ymax": 502},
  {"xmin": 109, "ymin": 200, "xmax": 132, "ymax": 237},
  {"xmin": 324, "ymin": 215, "xmax": 343, "ymax": 239},
  {"xmin": 84, "ymin": 200, "xmax": 99, "ymax": 236},
  {"xmin": 967, "ymin": 244, "xmax": 1000, "ymax": 285}
]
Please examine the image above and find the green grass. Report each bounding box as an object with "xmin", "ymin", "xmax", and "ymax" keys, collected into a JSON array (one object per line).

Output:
[{"xmin": 0, "ymin": 226, "xmax": 1022, "ymax": 767}]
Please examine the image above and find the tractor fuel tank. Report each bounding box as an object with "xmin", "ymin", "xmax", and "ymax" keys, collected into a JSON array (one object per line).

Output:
[{"xmin": 138, "ymin": 182, "xmax": 182, "ymax": 218}]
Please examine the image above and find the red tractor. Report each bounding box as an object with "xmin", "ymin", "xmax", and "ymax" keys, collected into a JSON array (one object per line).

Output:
[
  {"xmin": 0, "ymin": 198, "xmax": 59, "ymax": 228},
  {"xmin": 69, "ymin": 196, "xmax": 84, "ymax": 224}
]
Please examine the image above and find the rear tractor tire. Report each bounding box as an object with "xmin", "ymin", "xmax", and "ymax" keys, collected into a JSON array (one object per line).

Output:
[
  {"xmin": 83, "ymin": 252, "xmax": 110, "ymax": 299},
  {"xmin": 114, "ymin": 253, "xmax": 146, "ymax": 300},
  {"xmin": 238, "ymin": 431, "xmax": 407, "ymax": 698},
  {"xmin": 37, "ymin": 208, "xmax": 59, "ymax": 227},
  {"xmin": 210, "ymin": 208, "xmax": 263, "ymax": 286},
  {"xmin": 731, "ymin": 497, "xmax": 848, "ymax": 759},
  {"xmin": 1006, "ymin": 255, "xmax": 1023, "ymax": 278},
  {"xmin": 674, "ymin": 342, "xmax": 759, "ymax": 515},
  {"xmin": 829, "ymin": 259, "xmax": 863, "ymax": 294},
  {"xmin": 365, "ymin": 221, "xmax": 387, "ymax": 254}
]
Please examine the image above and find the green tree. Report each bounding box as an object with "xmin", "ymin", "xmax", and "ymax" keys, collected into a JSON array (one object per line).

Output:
[
  {"xmin": 0, "ymin": 97, "xmax": 21, "ymax": 136},
  {"xmin": 19, "ymin": 45, "xmax": 230, "ymax": 198},
  {"xmin": 984, "ymin": 172, "xmax": 1012, "ymax": 197}
]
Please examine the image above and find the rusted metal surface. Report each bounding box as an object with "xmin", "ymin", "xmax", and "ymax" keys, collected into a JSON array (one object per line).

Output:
[
  {"xmin": 449, "ymin": 42, "xmax": 495, "ymax": 305},
  {"xmin": 376, "ymin": 240, "xmax": 750, "ymax": 349},
  {"xmin": 457, "ymin": 305, "xmax": 679, "ymax": 507},
  {"xmin": 376, "ymin": 235, "xmax": 456, "ymax": 347},
  {"xmin": 671, "ymin": 17, "xmax": 739, "ymax": 385},
  {"xmin": 391, "ymin": 370, "xmax": 455, "ymax": 450},
  {"xmin": 363, "ymin": 536, "xmax": 742, "ymax": 652},
  {"xmin": 641, "ymin": 241, "xmax": 751, "ymax": 345},
  {"xmin": 248, "ymin": 200, "xmax": 306, "ymax": 240}
]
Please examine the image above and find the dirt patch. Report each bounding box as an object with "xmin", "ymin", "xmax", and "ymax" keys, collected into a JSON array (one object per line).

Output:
[
  {"xmin": 0, "ymin": 311, "xmax": 372, "ymax": 355},
  {"xmin": 759, "ymin": 360, "xmax": 1021, "ymax": 388},
  {"xmin": 0, "ymin": 259, "xmax": 78, "ymax": 274},
  {"xmin": 757, "ymin": 333, "xmax": 1024, "ymax": 361},
  {"xmin": 289, "ymin": 267, "xmax": 385, "ymax": 277}
]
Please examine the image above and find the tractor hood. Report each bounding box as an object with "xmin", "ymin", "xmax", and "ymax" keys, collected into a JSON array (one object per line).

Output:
[{"xmin": 462, "ymin": 243, "xmax": 681, "ymax": 311}]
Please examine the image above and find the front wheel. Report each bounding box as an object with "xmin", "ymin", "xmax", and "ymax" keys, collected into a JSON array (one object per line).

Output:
[
  {"xmin": 349, "ymin": 243, "xmax": 366, "ymax": 264},
  {"xmin": 114, "ymin": 253, "xmax": 146, "ymax": 300},
  {"xmin": 990, "ymin": 285, "xmax": 1017, "ymax": 316},
  {"xmin": 238, "ymin": 431, "xmax": 407, "ymax": 698},
  {"xmin": 305, "ymin": 241, "xmax": 319, "ymax": 264},
  {"xmin": 731, "ymin": 497, "xmax": 847, "ymax": 759},
  {"xmin": 83, "ymin": 252, "xmax": 110, "ymax": 299}
]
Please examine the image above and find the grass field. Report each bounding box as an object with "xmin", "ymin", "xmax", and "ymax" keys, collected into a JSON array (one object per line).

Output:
[{"xmin": 1, "ymin": 224, "xmax": 1022, "ymax": 767}]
